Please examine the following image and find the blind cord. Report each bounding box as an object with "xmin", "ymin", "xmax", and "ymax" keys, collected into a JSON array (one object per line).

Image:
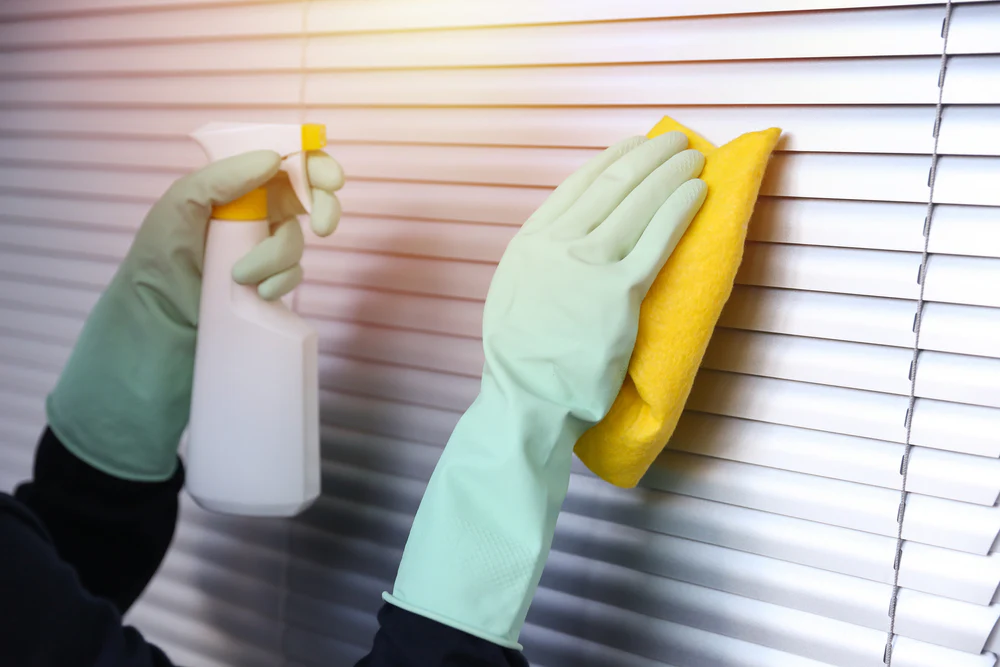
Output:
[
  {"xmin": 290, "ymin": 0, "xmax": 311, "ymax": 317},
  {"xmin": 282, "ymin": 6, "xmax": 312, "ymax": 666},
  {"xmin": 883, "ymin": 1, "xmax": 953, "ymax": 663}
]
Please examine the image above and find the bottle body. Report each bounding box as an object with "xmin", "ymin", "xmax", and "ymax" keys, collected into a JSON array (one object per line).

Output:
[{"xmin": 186, "ymin": 219, "xmax": 321, "ymax": 516}]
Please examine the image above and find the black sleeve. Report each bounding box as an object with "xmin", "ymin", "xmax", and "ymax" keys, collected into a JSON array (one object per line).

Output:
[
  {"xmin": 356, "ymin": 603, "xmax": 529, "ymax": 667},
  {"xmin": 0, "ymin": 493, "xmax": 176, "ymax": 667},
  {"xmin": 14, "ymin": 427, "xmax": 183, "ymax": 614},
  {"xmin": 0, "ymin": 426, "xmax": 183, "ymax": 667}
]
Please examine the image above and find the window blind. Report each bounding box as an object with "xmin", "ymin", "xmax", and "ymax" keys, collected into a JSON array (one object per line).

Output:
[{"xmin": 1, "ymin": 1, "xmax": 998, "ymax": 666}]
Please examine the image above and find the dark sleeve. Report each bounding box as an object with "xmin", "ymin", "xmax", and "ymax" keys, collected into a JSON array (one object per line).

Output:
[
  {"xmin": 0, "ymin": 492, "xmax": 177, "ymax": 667},
  {"xmin": 356, "ymin": 603, "xmax": 529, "ymax": 667},
  {"xmin": 13, "ymin": 426, "xmax": 184, "ymax": 614},
  {"xmin": 2, "ymin": 425, "xmax": 183, "ymax": 666}
]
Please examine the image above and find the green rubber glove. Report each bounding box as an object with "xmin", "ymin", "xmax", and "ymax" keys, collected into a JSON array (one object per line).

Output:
[
  {"xmin": 385, "ymin": 131, "xmax": 708, "ymax": 648},
  {"xmin": 46, "ymin": 150, "xmax": 344, "ymax": 481}
]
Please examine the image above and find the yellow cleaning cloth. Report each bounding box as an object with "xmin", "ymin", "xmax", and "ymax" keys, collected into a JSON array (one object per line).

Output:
[{"xmin": 574, "ymin": 117, "xmax": 782, "ymax": 488}]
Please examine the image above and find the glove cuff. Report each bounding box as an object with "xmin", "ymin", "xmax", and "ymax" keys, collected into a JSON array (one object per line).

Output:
[
  {"xmin": 389, "ymin": 377, "xmax": 581, "ymax": 647},
  {"xmin": 46, "ymin": 282, "xmax": 192, "ymax": 482}
]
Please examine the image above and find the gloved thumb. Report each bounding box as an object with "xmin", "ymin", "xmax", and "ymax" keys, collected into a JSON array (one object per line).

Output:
[{"xmin": 182, "ymin": 150, "xmax": 283, "ymax": 209}]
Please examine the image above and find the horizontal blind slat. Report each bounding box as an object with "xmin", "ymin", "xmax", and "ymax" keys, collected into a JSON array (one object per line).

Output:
[
  {"xmin": 551, "ymin": 512, "xmax": 997, "ymax": 628},
  {"xmin": 1, "ymin": 0, "xmax": 992, "ymax": 23},
  {"xmin": 540, "ymin": 549, "xmax": 998, "ymax": 658},
  {"xmin": 1, "ymin": 57, "xmax": 979, "ymax": 106},
  {"xmin": 565, "ymin": 474, "xmax": 1000, "ymax": 605},
  {"xmin": 126, "ymin": 591, "xmax": 281, "ymax": 667},
  {"xmin": 0, "ymin": 361, "xmax": 57, "ymax": 394},
  {"xmin": 302, "ymin": 283, "xmax": 483, "ymax": 338},
  {"xmin": 140, "ymin": 575, "xmax": 283, "ymax": 652},
  {"xmin": 644, "ymin": 450, "xmax": 1000, "ymax": 554},
  {"xmin": 3, "ymin": 155, "xmax": 996, "ymax": 228},
  {"xmin": 719, "ymin": 286, "xmax": 1000, "ymax": 359},
  {"xmin": 0, "ymin": 4, "xmax": 304, "ymax": 47},
  {"xmin": 1, "ymin": 106, "xmax": 998, "ymax": 157},
  {"xmin": 2, "ymin": 5, "xmax": 997, "ymax": 67},
  {"xmin": 688, "ymin": 370, "xmax": 1000, "ymax": 457},
  {"xmin": 529, "ymin": 580, "xmax": 993, "ymax": 667},
  {"xmin": 0, "ymin": 334, "xmax": 70, "ymax": 371},
  {"xmin": 0, "ymin": 193, "xmax": 149, "ymax": 231},
  {"xmin": 670, "ymin": 413, "xmax": 1000, "ymax": 506},
  {"xmin": 0, "ymin": 249, "xmax": 115, "ymax": 289},
  {"xmin": 943, "ymin": 55, "xmax": 1000, "ymax": 104},
  {"xmin": 702, "ymin": 329, "xmax": 1000, "ymax": 408}
]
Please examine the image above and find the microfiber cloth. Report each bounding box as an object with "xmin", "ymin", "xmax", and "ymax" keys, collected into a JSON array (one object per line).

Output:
[{"xmin": 574, "ymin": 117, "xmax": 782, "ymax": 488}]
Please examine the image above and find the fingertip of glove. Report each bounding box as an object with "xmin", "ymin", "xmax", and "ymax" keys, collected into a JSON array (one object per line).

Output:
[
  {"xmin": 648, "ymin": 130, "xmax": 689, "ymax": 151},
  {"xmin": 310, "ymin": 191, "xmax": 342, "ymax": 237},
  {"xmin": 307, "ymin": 152, "xmax": 345, "ymax": 192},
  {"xmin": 671, "ymin": 148, "xmax": 706, "ymax": 179},
  {"xmin": 676, "ymin": 177, "xmax": 709, "ymax": 208},
  {"xmin": 606, "ymin": 135, "xmax": 647, "ymax": 160},
  {"xmin": 684, "ymin": 147, "xmax": 706, "ymax": 167},
  {"xmin": 258, "ymin": 265, "xmax": 303, "ymax": 301},
  {"xmin": 231, "ymin": 258, "xmax": 255, "ymax": 285}
]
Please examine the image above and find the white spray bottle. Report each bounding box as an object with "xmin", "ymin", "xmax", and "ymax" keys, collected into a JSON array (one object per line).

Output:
[{"xmin": 185, "ymin": 122, "xmax": 326, "ymax": 517}]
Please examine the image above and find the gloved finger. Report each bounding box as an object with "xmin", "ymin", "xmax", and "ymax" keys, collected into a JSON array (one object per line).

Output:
[
  {"xmin": 550, "ymin": 131, "xmax": 688, "ymax": 240},
  {"xmin": 179, "ymin": 150, "xmax": 282, "ymax": 208},
  {"xmin": 309, "ymin": 188, "xmax": 342, "ymax": 237},
  {"xmin": 257, "ymin": 264, "xmax": 304, "ymax": 301},
  {"xmin": 264, "ymin": 152, "xmax": 344, "ymax": 224},
  {"xmin": 623, "ymin": 178, "xmax": 708, "ymax": 294},
  {"xmin": 307, "ymin": 151, "xmax": 345, "ymax": 192},
  {"xmin": 520, "ymin": 135, "xmax": 646, "ymax": 235},
  {"xmin": 231, "ymin": 217, "xmax": 305, "ymax": 285},
  {"xmin": 574, "ymin": 149, "xmax": 704, "ymax": 264}
]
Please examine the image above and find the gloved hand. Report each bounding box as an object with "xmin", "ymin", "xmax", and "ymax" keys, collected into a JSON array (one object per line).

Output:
[
  {"xmin": 46, "ymin": 150, "xmax": 344, "ymax": 481},
  {"xmin": 386, "ymin": 131, "xmax": 708, "ymax": 647}
]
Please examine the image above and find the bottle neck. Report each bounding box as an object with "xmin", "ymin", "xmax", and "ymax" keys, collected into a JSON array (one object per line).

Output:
[{"xmin": 212, "ymin": 187, "xmax": 269, "ymax": 221}]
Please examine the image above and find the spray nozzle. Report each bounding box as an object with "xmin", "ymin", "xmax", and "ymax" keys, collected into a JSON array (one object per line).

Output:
[{"xmin": 190, "ymin": 122, "xmax": 327, "ymax": 218}]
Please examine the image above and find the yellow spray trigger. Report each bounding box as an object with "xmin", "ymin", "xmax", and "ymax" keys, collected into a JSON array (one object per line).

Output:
[
  {"xmin": 302, "ymin": 124, "xmax": 327, "ymax": 151},
  {"xmin": 192, "ymin": 122, "xmax": 328, "ymax": 222},
  {"xmin": 574, "ymin": 117, "xmax": 782, "ymax": 488}
]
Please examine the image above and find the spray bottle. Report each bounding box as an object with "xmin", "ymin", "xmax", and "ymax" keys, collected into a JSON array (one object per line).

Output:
[{"xmin": 185, "ymin": 122, "xmax": 326, "ymax": 517}]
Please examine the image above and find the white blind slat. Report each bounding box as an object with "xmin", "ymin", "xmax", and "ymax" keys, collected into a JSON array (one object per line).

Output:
[
  {"xmin": 702, "ymin": 329, "xmax": 1000, "ymax": 408},
  {"xmin": 670, "ymin": 413, "xmax": 1000, "ymax": 506},
  {"xmin": 1, "ymin": 0, "xmax": 993, "ymax": 33},
  {"xmin": 645, "ymin": 451, "xmax": 1000, "ymax": 555},
  {"xmin": 688, "ymin": 370, "xmax": 1000, "ymax": 458},
  {"xmin": 2, "ymin": 57, "xmax": 988, "ymax": 107},
  {"xmin": 719, "ymin": 286, "xmax": 1000, "ymax": 359},
  {"xmin": 3, "ymin": 5, "xmax": 998, "ymax": 73},
  {"xmin": 1, "ymin": 106, "xmax": 998, "ymax": 157},
  {"xmin": 540, "ymin": 549, "xmax": 997, "ymax": 659}
]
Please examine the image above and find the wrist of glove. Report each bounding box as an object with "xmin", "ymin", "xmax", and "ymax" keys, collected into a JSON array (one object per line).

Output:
[
  {"xmin": 389, "ymin": 131, "xmax": 708, "ymax": 647},
  {"xmin": 386, "ymin": 373, "xmax": 580, "ymax": 648},
  {"xmin": 47, "ymin": 149, "xmax": 343, "ymax": 481}
]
